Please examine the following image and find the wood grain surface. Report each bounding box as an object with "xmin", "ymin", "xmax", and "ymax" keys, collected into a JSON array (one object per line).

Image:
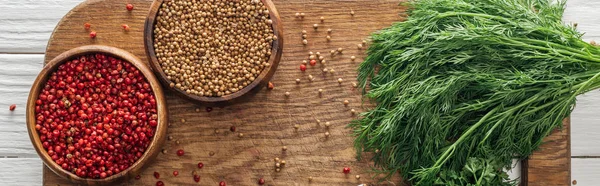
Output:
[{"xmin": 40, "ymin": 0, "xmax": 568, "ymax": 185}]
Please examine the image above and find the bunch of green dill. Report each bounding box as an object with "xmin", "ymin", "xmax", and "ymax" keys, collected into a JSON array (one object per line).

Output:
[{"xmin": 351, "ymin": 0, "xmax": 600, "ymax": 185}]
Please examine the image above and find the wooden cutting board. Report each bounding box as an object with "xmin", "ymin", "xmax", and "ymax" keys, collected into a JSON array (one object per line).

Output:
[{"xmin": 41, "ymin": 0, "xmax": 570, "ymax": 185}]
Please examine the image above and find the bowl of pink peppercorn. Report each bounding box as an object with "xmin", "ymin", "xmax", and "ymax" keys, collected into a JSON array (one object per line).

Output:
[{"xmin": 26, "ymin": 45, "xmax": 168, "ymax": 185}]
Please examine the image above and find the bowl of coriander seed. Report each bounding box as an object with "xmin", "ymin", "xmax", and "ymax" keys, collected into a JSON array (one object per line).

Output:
[{"xmin": 144, "ymin": 0, "xmax": 283, "ymax": 106}]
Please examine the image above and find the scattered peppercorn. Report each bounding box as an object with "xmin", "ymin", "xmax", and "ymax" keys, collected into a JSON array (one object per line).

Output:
[
  {"xmin": 329, "ymin": 69, "xmax": 335, "ymax": 74},
  {"xmin": 194, "ymin": 174, "xmax": 201, "ymax": 182},
  {"xmin": 206, "ymin": 107, "xmax": 213, "ymax": 112},
  {"xmin": 162, "ymin": 149, "xmax": 167, "ymax": 154},
  {"xmin": 300, "ymin": 64, "xmax": 307, "ymax": 71},
  {"xmin": 308, "ymin": 75, "xmax": 314, "ymax": 82},
  {"xmin": 198, "ymin": 162, "xmax": 204, "ymax": 169},
  {"xmin": 220, "ymin": 181, "xmax": 227, "ymax": 186},
  {"xmin": 177, "ymin": 149, "xmax": 185, "ymax": 156},
  {"xmin": 295, "ymin": 13, "xmax": 300, "ymax": 17},
  {"xmin": 343, "ymin": 167, "xmax": 351, "ymax": 174},
  {"xmin": 126, "ymin": 3, "xmax": 134, "ymax": 11},
  {"xmin": 321, "ymin": 59, "xmax": 327, "ymax": 64},
  {"xmin": 268, "ymin": 82, "xmax": 275, "ymax": 90},
  {"xmin": 89, "ymin": 31, "xmax": 97, "ymax": 39},
  {"xmin": 323, "ymin": 68, "xmax": 328, "ymax": 73},
  {"xmin": 302, "ymin": 60, "xmax": 308, "ymax": 65},
  {"xmin": 135, "ymin": 175, "xmax": 141, "ymax": 180},
  {"xmin": 176, "ymin": 140, "xmax": 180, "ymax": 144},
  {"xmin": 154, "ymin": 172, "xmax": 160, "ymax": 179},
  {"xmin": 121, "ymin": 24, "xmax": 130, "ymax": 31},
  {"xmin": 156, "ymin": 181, "xmax": 164, "ymax": 186},
  {"xmin": 258, "ymin": 177, "xmax": 266, "ymax": 185},
  {"xmin": 9, "ymin": 104, "xmax": 16, "ymax": 111},
  {"xmin": 84, "ymin": 23, "xmax": 91, "ymax": 30},
  {"xmin": 302, "ymin": 30, "xmax": 307, "ymax": 34},
  {"xmin": 173, "ymin": 170, "xmax": 179, "ymax": 177}
]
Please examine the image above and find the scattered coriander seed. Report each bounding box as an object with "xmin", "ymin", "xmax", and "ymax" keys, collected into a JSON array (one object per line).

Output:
[
  {"xmin": 343, "ymin": 100, "xmax": 350, "ymax": 106},
  {"xmin": 308, "ymin": 75, "xmax": 314, "ymax": 81},
  {"xmin": 362, "ymin": 40, "xmax": 367, "ymax": 44},
  {"xmin": 302, "ymin": 60, "xmax": 308, "ymax": 65},
  {"xmin": 356, "ymin": 175, "xmax": 361, "ymax": 179},
  {"xmin": 351, "ymin": 109, "xmax": 356, "ymax": 115},
  {"xmin": 316, "ymin": 52, "xmax": 321, "ymax": 56},
  {"xmin": 215, "ymin": 129, "xmax": 220, "ymax": 134},
  {"xmin": 318, "ymin": 89, "xmax": 323, "ymax": 95},
  {"xmin": 320, "ymin": 16, "xmax": 325, "ymax": 22},
  {"xmin": 162, "ymin": 149, "xmax": 167, "ymax": 154},
  {"xmin": 318, "ymin": 56, "xmax": 324, "ymax": 60},
  {"xmin": 375, "ymin": 149, "xmax": 380, "ymax": 153},
  {"xmin": 321, "ymin": 59, "xmax": 327, "ymax": 64},
  {"xmin": 276, "ymin": 168, "xmax": 281, "ymax": 172},
  {"xmin": 295, "ymin": 13, "xmax": 300, "ymax": 17},
  {"xmin": 176, "ymin": 140, "xmax": 180, "ymax": 144},
  {"xmin": 352, "ymin": 82, "xmax": 358, "ymax": 88},
  {"xmin": 294, "ymin": 124, "xmax": 300, "ymax": 130},
  {"xmin": 303, "ymin": 39, "xmax": 308, "ymax": 45},
  {"xmin": 308, "ymin": 176, "xmax": 313, "ymax": 182},
  {"xmin": 238, "ymin": 133, "xmax": 244, "ymax": 138},
  {"xmin": 195, "ymin": 108, "xmax": 200, "ymax": 112},
  {"xmin": 325, "ymin": 132, "xmax": 330, "ymax": 137},
  {"xmin": 309, "ymin": 51, "xmax": 314, "ymax": 55},
  {"xmin": 275, "ymin": 157, "xmax": 280, "ymax": 162},
  {"xmin": 323, "ymin": 68, "xmax": 328, "ymax": 73},
  {"xmin": 267, "ymin": 19, "xmax": 273, "ymax": 25},
  {"xmin": 357, "ymin": 44, "xmax": 364, "ymax": 49},
  {"xmin": 282, "ymin": 146, "xmax": 288, "ymax": 151},
  {"xmin": 168, "ymin": 136, "xmax": 173, "ymax": 141},
  {"xmin": 275, "ymin": 163, "xmax": 281, "ymax": 168},
  {"xmin": 351, "ymin": 56, "xmax": 356, "ymax": 61},
  {"xmin": 316, "ymin": 119, "xmax": 321, "ymax": 124},
  {"xmin": 281, "ymin": 160, "xmax": 286, "ymax": 165},
  {"xmin": 324, "ymin": 122, "xmax": 331, "ymax": 128},
  {"xmin": 327, "ymin": 29, "xmax": 332, "ymax": 33},
  {"xmin": 300, "ymin": 13, "xmax": 305, "ymax": 18},
  {"xmin": 330, "ymin": 50, "xmax": 336, "ymax": 55},
  {"xmin": 337, "ymin": 48, "xmax": 344, "ymax": 53},
  {"xmin": 268, "ymin": 82, "xmax": 275, "ymax": 90},
  {"xmin": 181, "ymin": 119, "xmax": 186, "ymax": 123},
  {"xmin": 302, "ymin": 34, "xmax": 307, "ymax": 39},
  {"xmin": 209, "ymin": 151, "xmax": 215, "ymax": 156},
  {"xmin": 313, "ymin": 24, "xmax": 319, "ymax": 30},
  {"xmin": 309, "ymin": 55, "xmax": 316, "ymax": 60},
  {"xmin": 338, "ymin": 78, "xmax": 344, "ymax": 84},
  {"xmin": 329, "ymin": 69, "xmax": 335, "ymax": 74},
  {"xmin": 296, "ymin": 79, "xmax": 301, "ymax": 84},
  {"xmin": 285, "ymin": 92, "xmax": 290, "ymax": 97},
  {"xmin": 302, "ymin": 30, "xmax": 307, "ymax": 34},
  {"xmin": 326, "ymin": 35, "xmax": 331, "ymax": 41},
  {"xmin": 350, "ymin": 10, "xmax": 355, "ymax": 16}
]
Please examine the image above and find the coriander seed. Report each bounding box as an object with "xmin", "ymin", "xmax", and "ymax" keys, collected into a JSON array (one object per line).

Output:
[
  {"xmin": 326, "ymin": 35, "xmax": 331, "ymax": 41},
  {"xmin": 351, "ymin": 56, "xmax": 356, "ymax": 61},
  {"xmin": 275, "ymin": 157, "xmax": 280, "ymax": 162},
  {"xmin": 324, "ymin": 122, "xmax": 331, "ymax": 128},
  {"xmin": 238, "ymin": 133, "xmax": 244, "ymax": 138},
  {"xmin": 325, "ymin": 132, "xmax": 330, "ymax": 137},
  {"xmin": 300, "ymin": 13, "xmax": 305, "ymax": 18},
  {"xmin": 358, "ymin": 44, "xmax": 364, "ymax": 49},
  {"xmin": 309, "ymin": 55, "xmax": 316, "ymax": 60},
  {"xmin": 343, "ymin": 100, "xmax": 350, "ymax": 106},
  {"xmin": 295, "ymin": 13, "xmax": 300, "ymax": 17},
  {"xmin": 294, "ymin": 124, "xmax": 300, "ymax": 129},
  {"xmin": 356, "ymin": 175, "xmax": 361, "ymax": 179},
  {"xmin": 285, "ymin": 92, "xmax": 290, "ymax": 97},
  {"xmin": 313, "ymin": 24, "xmax": 319, "ymax": 30},
  {"xmin": 275, "ymin": 163, "xmax": 281, "ymax": 168},
  {"xmin": 168, "ymin": 136, "xmax": 173, "ymax": 141},
  {"xmin": 329, "ymin": 69, "xmax": 335, "ymax": 74},
  {"xmin": 281, "ymin": 160, "xmax": 286, "ymax": 165},
  {"xmin": 302, "ymin": 60, "xmax": 308, "ymax": 65},
  {"xmin": 323, "ymin": 68, "xmax": 328, "ymax": 73},
  {"xmin": 338, "ymin": 78, "xmax": 344, "ymax": 84},
  {"xmin": 282, "ymin": 146, "xmax": 287, "ymax": 151},
  {"xmin": 276, "ymin": 168, "xmax": 281, "ymax": 172},
  {"xmin": 351, "ymin": 109, "xmax": 356, "ymax": 115},
  {"xmin": 327, "ymin": 29, "xmax": 332, "ymax": 33},
  {"xmin": 320, "ymin": 16, "xmax": 325, "ymax": 22},
  {"xmin": 303, "ymin": 39, "xmax": 308, "ymax": 45},
  {"xmin": 350, "ymin": 10, "xmax": 355, "ymax": 16},
  {"xmin": 296, "ymin": 79, "xmax": 301, "ymax": 84},
  {"xmin": 302, "ymin": 30, "xmax": 307, "ymax": 34},
  {"xmin": 337, "ymin": 48, "xmax": 344, "ymax": 53},
  {"xmin": 352, "ymin": 82, "xmax": 358, "ymax": 88}
]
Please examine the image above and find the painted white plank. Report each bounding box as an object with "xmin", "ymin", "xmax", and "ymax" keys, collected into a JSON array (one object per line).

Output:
[
  {"xmin": 0, "ymin": 0, "xmax": 83, "ymax": 53},
  {"xmin": 571, "ymin": 158, "xmax": 600, "ymax": 186},
  {"xmin": 563, "ymin": 0, "xmax": 600, "ymax": 156},
  {"xmin": 0, "ymin": 54, "xmax": 43, "ymax": 158},
  {"xmin": 0, "ymin": 158, "xmax": 42, "ymax": 185}
]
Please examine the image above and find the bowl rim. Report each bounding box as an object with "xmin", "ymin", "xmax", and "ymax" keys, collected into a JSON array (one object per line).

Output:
[
  {"xmin": 143, "ymin": 0, "xmax": 284, "ymax": 106},
  {"xmin": 26, "ymin": 45, "xmax": 168, "ymax": 185}
]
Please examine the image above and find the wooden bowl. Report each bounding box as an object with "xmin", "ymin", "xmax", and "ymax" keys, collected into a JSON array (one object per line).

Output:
[
  {"xmin": 144, "ymin": 0, "xmax": 284, "ymax": 106},
  {"xmin": 26, "ymin": 45, "xmax": 168, "ymax": 185}
]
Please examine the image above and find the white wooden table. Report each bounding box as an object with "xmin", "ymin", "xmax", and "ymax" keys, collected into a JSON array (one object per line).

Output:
[{"xmin": 0, "ymin": 0, "xmax": 599, "ymax": 185}]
